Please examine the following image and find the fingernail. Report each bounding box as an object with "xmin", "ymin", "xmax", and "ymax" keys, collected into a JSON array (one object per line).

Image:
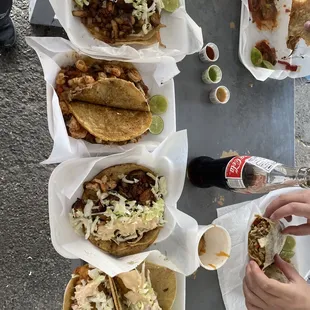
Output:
[{"xmin": 270, "ymin": 214, "xmax": 275, "ymax": 220}]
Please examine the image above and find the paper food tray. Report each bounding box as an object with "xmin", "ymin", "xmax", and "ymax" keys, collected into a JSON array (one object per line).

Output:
[
  {"xmin": 26, "ymin": 37, "xmax": 179, "ymax": 164},
  {"xmin": 48, "ymin": 131, "xmax": 203, "ymax": 278},
  {"xmin": 239, "ymin": 0, "xmax": 310, "ymax": 80},
  {"xmin": 49, "ymin": 0, "xmax": 203, "ymax": 62}
]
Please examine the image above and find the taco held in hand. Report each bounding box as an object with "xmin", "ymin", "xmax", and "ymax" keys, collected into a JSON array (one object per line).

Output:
[
  {"xmin": 63, "ymin": 262, "xmax": 176, "ymax": 310},
  {"xmin": 55, "ymin": 58, "xmax": 152, "ymax": 145},
  {"xmin": 248, "ymin": 215, "xmax": 286, "ymax": 270},
  {"xmin": 63, "ymin": 264, "xmax": 116, "ymax": 310},
  {"xmin": 70, "ymin": 164, "xmax": 167, "ymax": 257},
  {"xmin": 72, "ymin": 0, "xmax": 166, "ymax": 46}
]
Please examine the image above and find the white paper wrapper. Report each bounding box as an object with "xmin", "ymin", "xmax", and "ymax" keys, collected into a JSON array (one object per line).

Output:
[
  {"xmin": 214, "ymin": 188, "xmax": 310, "ymax": 310},
  {"xmin": 49, "ymin": 0, "xmax": 203, "ymax": 62},
  {"xmin": 26, "ymin": 37, "xmax": 180, "ymax": 164},
  {"xmin": 49, "ymin": 131, "xmax": 202, "ymax": 277},
  {"xmin": 240, "ymin": 0, "xmax": 310, "ymax": 80}
]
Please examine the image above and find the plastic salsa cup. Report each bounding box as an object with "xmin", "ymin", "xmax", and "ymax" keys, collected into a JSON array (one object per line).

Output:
[
  {"xmin": 202, "ymin": 65, "xmax": 222, "ymax": 84},
  {"xmin": 209, "ymin": 86, "xmax": 230, "ymax": 104},
  {"xmin": 199, "ymin": 43, "xmax": 220, "ymax": 63}
]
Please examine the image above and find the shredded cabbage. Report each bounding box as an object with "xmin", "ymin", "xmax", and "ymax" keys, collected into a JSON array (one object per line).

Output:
[
  {"xmin": 84, "ymin": 200, "xmax": 94, "ymax": 217},
  {"xmin": 88, "ymin": 268, "xmax": 100, "ymax": 280},
  {"xmin": 72, "ymin": 268, "xmax": 115, "ymax": 310},
  {"xmin": 69, "ymin": 173, "xmax": 166, "ymax": 243},
  {"xmin": 123, "ymin": 263, "xmax": 162, "ymax": 310},
  {"xmin": 124, "ymin": 0, "xmax": 164, "ymax": 34},
  {"xmin": 74, "ymin": 0, "xmax": 89, "ymax": 8},
  {"xmin": 118, "ymin": 174, "xmax": 140, "ymax": 184}
]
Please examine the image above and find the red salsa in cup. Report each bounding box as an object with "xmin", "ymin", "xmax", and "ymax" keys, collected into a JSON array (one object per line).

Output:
[{"xmin": 206, "ymin": 46, "xmax": 215, "ymax": 60}]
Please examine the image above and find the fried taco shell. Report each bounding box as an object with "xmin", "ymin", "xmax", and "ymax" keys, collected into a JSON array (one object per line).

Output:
[
  {"xmin": 248, "ymin": 215, "xmax": 286, "ymax": 270},
  {"xmin": 70, "ymin": 79, "xmax": 149, "ymax": 112},
  {"xmin": 63, "ymin": 264, "xmax": 116, "ymax": 310},
  {"xmin": 264, "ymin": 263, "xmax": 289, "ymax": 284},
  {"xmin": 68, "ymin": 102, "xmax": 152, "ymax": 143},
  {"xmin": 88, "ymin": 229, "xmax": 159, "ymax": 257},
  {"xmin": 112, "ymin": 32, "xmax": 160, "ymax": 46},
  {"xmin": 114, "ymin": 262, "xmax": 177, "ymax": 310},
  {"xmin": 89, "ymin": 25, "xmax": 162, "ymax": 46},
  {"xmin": 110, "ymin": 25, "xmax": 165, "ymax": 45},
  {"xmin": 63, "ymin": 277, "xmax": 78, "ymax": 310},
  {"xmin": 72, "ymin": 164, "xmax": 165, "ymax": 257}
]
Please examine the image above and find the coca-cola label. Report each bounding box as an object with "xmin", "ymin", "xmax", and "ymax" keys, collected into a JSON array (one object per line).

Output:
[
  {"xmin": 246, "ymin": 156, "xmax": 278, "ymax": 173},
  {"xmin": 225, "ymin": 156, "xmax": 251, "ymax": 189},
  {"xmin": 225, "ymin": 156, "xmax": 279, "ymax": 189},
  {"xmin": 225, "ymin": 156, "xmax": 251, "ymax": 179}
]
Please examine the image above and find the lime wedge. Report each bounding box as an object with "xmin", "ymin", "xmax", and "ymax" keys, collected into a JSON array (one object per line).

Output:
[
  {"xmin": 149, "ymin": 95, "xmax": 168, "ymax": 115},
  {"xmin": 280, "ymin": 250, "xmax": 295, "ymax": 262},
  {"xmin": 163, "ymin": 0, "xmax": 180, "ymax": 12},
  {"xmin": 149, "ymin": 115, "xmax": 164, "ymax": 135},
  {"xmin": 282, "ymin": 236, "xmax": 296, "ymax": 252},
  {"xmin": 251, "ymin": 47, "xmax": 263, "ymax": 66},
  {"xmin": 261, "ymin": 60, "xmax": 274, "ymax": 70}
]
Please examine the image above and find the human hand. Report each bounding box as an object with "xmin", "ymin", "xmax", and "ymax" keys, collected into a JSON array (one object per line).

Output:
[
  {"xmin": 264, "ymin": 190, "xmax": 310, "ymax": 235},
  {"xmin": 243, "ymin": 255, "xmax": 310, "ymax": 310}
]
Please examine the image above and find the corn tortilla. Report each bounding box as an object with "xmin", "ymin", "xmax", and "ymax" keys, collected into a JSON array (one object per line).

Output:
[
  {"xmin": 68, "ymin": 102, "xmax": 152, "ymax": 142},
  {"xmin": 70, "ymin": 79, "xmax": 149, "ymax": 112}
]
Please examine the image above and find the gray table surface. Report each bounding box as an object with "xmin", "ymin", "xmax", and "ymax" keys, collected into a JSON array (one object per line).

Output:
[
  {"xmin": 68, "ymin": 0, "xmax": 295, "ymax": 309},
  {"xmin": 175, "ymin": 0, "xmax": 294, "ymax": 309}
]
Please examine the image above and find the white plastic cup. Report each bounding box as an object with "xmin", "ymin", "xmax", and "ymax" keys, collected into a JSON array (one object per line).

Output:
[
  {"xmin": 197, "ymin": 224, "xmax": 231, "ymax": 271},
  {"xmin": 209, "ymin": 86, "xmax": 230, "ymax": 104},
  {"xmin": 199, "ymin": 43, "xmax": 219, "ymax": 63},
  {"xmin": 202, "ymin": 65, "xmax": 222, "ymax": 84}
]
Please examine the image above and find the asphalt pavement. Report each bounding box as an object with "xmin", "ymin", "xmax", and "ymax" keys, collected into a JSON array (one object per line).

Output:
[{"xmin": 0, "ymin": 2, "xmax": 69, "ymax": 309}]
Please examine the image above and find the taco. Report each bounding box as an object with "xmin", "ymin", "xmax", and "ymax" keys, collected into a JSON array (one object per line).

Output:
[
  {"xmin": 248, "ymin": 215, "xmax": 286, "ymax": 270},
  {"xmin": 63, "ymin": 262, "xmax": 176, "ymax": 310},
  {"xmin": 55, "ymin": 58, "xmax": 152, "ymax": 145},
  {"xmin": 68, "ymin": 102, "xmax": 152, "ymax": 143},
  {"xmin": 69, "ymin": 79, "xmax": 149, "ymax": 112},
  {"xmin": 264, "ymin": 235, "xmax": 297, "ymax": 283},
  {"xmin": 63, "ymin": 264, "xmax": 116, "ymax": 310},
  {"xmin": 69, "ymin": 164, "xmax": 167, "ymax": 257},
  {"xmin": 113, "ymin": 262, "xmax": 177, "ymax": 310},
  {"xmin": 287, "ymin": 0, "xmax": 310, "ymax": 50},
  {"xmin": 264, "ymin": 264, "xmax": 289, "ymax": 283},
  {"xmin": 72, "ymin": 0, "xmax": 166, "ymax": 46}
]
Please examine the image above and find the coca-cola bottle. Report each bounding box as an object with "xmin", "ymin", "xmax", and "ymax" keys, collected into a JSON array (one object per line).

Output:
[{"xmin": 187, "ymin": 156, "xmax": 310, "ymax": 194}]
